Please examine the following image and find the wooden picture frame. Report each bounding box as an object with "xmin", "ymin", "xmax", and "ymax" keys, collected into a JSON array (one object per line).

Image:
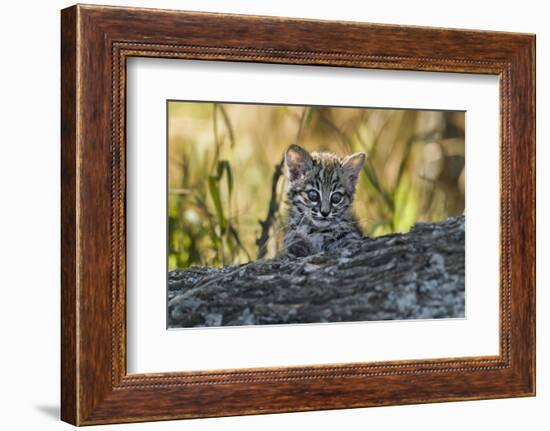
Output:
[{"xmin": 61, "ymin": 4, "xmax": 535, "ymax": 425}]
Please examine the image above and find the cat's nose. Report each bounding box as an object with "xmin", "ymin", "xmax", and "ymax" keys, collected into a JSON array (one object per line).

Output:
[{"xmin": 321, "ymin": 209, "xmax": 330, "ymax": 217}]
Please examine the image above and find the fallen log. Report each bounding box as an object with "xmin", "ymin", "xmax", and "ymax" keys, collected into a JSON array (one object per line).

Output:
[{"xmin": 168, "ymin": 216, "xmax": 465, "ymax": 328}]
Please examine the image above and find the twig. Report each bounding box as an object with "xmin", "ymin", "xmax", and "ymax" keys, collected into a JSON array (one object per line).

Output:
[{"xmin": 256, "ymin": 157, "xmax": 285, "ymax": 259}]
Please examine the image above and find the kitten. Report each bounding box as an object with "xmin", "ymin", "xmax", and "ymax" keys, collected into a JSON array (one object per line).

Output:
[{"xmin": 283, "ymin": 144, "xmax": 366, "ymax": 257}]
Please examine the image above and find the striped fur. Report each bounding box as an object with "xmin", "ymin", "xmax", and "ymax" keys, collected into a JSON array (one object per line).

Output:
[{"xmin": 283, "ymin": 144, "xmax": 366, "ymax": 257}]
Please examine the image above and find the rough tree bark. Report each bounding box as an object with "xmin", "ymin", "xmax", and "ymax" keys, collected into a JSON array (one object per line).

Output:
[{"xmin": 168, "ymin": 216, "xmax": 465, "ymax": 328}]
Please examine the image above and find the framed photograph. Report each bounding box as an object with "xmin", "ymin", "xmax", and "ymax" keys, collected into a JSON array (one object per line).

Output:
[{"xmin": 61, "ymin": 4, "xmax": 535, "ymax": 425}]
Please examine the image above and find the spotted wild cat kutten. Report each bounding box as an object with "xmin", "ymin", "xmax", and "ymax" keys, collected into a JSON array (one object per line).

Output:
[{"xmin": 282, "ymin": 144, "xmax": 366, "ymax": 257}]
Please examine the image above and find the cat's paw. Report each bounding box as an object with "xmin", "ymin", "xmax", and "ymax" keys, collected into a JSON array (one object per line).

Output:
[{"xmin": 286, "ymin": 238, "xmax": 312, "ymax": 258}]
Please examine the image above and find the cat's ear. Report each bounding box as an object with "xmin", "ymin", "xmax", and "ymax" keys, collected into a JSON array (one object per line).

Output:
[
  {"xmin": 285, "ymin": 145, "xmax": 313, "ymax": 181},
  {"xmin": 342, "ymin": 152, "xmax": 366, "ymax": 187}
]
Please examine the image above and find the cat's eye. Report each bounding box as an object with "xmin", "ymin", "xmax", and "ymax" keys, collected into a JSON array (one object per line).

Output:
[
  {"xmin": 331, "ymin": 192, "xmax": 342, "ymax": 204},
  {"xmin": 307, "ymin": 190, "xmax": 320, "ymax": 201}
]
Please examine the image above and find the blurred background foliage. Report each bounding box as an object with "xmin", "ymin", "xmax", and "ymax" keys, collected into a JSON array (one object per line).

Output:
[{"xmin": 168, "ymin": 101, "xmax": 465, "ymax": 270}]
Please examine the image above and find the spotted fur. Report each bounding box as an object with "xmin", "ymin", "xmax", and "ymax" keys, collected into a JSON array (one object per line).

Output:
[{"xmin": 282, "ymin": 144, "xmax": 366, "ymax": 257}]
